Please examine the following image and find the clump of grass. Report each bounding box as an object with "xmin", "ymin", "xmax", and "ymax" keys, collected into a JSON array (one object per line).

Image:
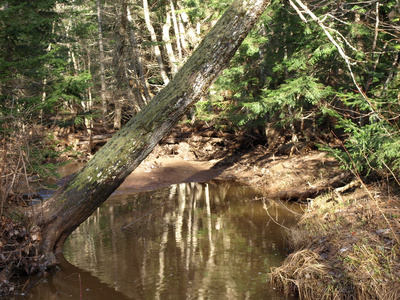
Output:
[
  {"xmin": 270, "ymin": 185, "xmax": 400, "ymax": 299},
  {"xmin": 347, "ymin": 243, "xmax": 400, "ymax": 299},
  {"xmin": 270, "ymin": 249, "xmax": 350, "ymax": 299}
]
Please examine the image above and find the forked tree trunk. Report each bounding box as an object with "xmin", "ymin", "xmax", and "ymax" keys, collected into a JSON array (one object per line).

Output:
[{"xmin": 32, "ymin": 0, "xmax": 270, "ymax": 267}]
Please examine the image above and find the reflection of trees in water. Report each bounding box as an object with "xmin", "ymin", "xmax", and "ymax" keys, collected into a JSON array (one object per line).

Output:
[
  {"xmin": 64, "ymin": 182, "xmax": 301, "ymax": 299},
  {"xmin": 23, "ymin": 256, "xmax": 131, "ymax": 300}
]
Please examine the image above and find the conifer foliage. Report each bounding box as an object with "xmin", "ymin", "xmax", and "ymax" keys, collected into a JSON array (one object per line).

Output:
[{"xmin": 206, "ymin": 0, "xmax": 400, "ymax": 177}]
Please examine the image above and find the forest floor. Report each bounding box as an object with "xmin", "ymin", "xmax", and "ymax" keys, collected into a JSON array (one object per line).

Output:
[{"xmin": 2, "ymin": 125, "xmax": 400, "ymax": 298}]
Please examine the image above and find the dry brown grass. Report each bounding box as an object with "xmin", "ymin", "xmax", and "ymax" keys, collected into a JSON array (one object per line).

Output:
[{"xmin": 270, "ymin": 184, "xmax": 400, "ymax": 300}]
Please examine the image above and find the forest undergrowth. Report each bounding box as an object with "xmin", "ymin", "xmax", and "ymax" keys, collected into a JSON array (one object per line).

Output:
[{"xmin": 0, "ymin": 122, "xmax": 64, "ymax": 296}]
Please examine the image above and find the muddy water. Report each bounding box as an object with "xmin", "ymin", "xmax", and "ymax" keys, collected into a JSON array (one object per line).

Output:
[{"xmin": 23, "ymin": 181, "xmax": 301, "ymax": 299}]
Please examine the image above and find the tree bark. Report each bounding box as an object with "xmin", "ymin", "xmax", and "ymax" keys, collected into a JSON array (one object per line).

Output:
[
  {"xmin": 177, "ymin": 5, "xmax": 189, "ymax": 52},
  {"xmin": 96, "ymin": 0, "xmax": 107, "ymax": 126},
  {"xmin": 170, "ymin": 0, "xmax": 182, "ymax": 60},
  {"xmin": 115, "ymin": 1, "xmax": 147, "ymax": 116},
  {"xmin": 113, "ymin": 99, "xmax": 122, "ymax": 130},
  {"xmin": 83, "ymin": 49, "xmax": 94, "ymax": 138},
  {"xmin": 32, "ymin": 0, "xmax": 270, "ymax": 267}
]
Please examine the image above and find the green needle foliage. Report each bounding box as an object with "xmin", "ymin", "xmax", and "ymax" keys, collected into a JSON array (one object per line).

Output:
[{"xmin": 198, "ymin": 0, "xmax": 400, "ymax": 178}]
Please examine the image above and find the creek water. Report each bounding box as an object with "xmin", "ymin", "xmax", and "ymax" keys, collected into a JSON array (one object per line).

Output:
[{"xmin": 17, "ymin": 180, "xmax": 301, "ymax": 299}]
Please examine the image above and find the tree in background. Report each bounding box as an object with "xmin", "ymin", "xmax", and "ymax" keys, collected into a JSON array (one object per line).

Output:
[{"xmin": 0, "ymin": 0, "xmax": 76, "ymax": 200}]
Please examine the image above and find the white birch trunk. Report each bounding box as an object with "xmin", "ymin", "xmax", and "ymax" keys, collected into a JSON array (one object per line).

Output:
[{"xmin": 143, "ymin": 0, "xmax": 170, "ymax": 85}]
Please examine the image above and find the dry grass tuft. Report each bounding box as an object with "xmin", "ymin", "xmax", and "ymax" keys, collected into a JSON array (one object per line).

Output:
[{"xmin": 270, "ymin": 249, "xmax": 344, "ymax": 300}]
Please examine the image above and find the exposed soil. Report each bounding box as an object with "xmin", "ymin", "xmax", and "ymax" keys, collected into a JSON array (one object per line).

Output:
[
  {"xmin": 117, "ymin": 157, "xmax": 224, "ymax": 193},
  {"xmin": 121, "ymin": 132, "xmax": 347, "ymax": 201},
  {"xmin": 59, "ymin": 124, "xmax": 346, "ymax": 199}
]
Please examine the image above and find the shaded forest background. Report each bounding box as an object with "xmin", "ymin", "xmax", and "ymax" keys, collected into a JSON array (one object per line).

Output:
[{"xmin": 2, "ymin": 0, "xmax": 400, "ymax": 209}]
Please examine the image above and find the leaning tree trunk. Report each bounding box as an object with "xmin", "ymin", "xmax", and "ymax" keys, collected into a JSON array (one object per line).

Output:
[{"xmin": 32, "ymin": 0, "xmax": 270, "ymax": 267}]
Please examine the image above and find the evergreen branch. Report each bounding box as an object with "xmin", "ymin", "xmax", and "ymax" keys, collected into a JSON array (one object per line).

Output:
[{"xmin": 292, "ymin": 0, "xmax": 381, "ymax": 121}]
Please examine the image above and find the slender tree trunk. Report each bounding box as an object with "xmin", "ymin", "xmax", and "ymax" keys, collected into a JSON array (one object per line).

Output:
[
  {"xmin": 176, "ymin": 4, "xmax": 189, "ymax": 52},
  {"xmin": 126, "ymin": 5, "xmax": 152, "ymax": 104},
  {"xmin": 115, "ymin": 1, "xmax": 143, "ymax": 117},
  {"xmin": 180, "ymin": 9, "xmax": 199, "ymax": 49},
  {"xmin": 32, "ymin": 0, "xmax": 270, "ymax": 267},
  {"xmin": 83, "ymin": 49, "xmax": 94, "ymax": 139},
  {"xmin": 170, "ymin": 0, "xmax": 182, "ymax": 60},
  {"xmin": 97, "ymin": 0, "xmax": 107, "ymax": 127},
  {"xmin": 163, "ymin": 12, "xmax": 178, "ymax": 75},
  {"xmin": 142, "ymin": 0, "xmax": 170, "ymax": 85},
  {"xmin": 66, "ymin": 19, "xmax": 78, "ymax": 72},
  {"xmin": 113, "ymin": 100, "xmax": 122, "ymax": 130}
]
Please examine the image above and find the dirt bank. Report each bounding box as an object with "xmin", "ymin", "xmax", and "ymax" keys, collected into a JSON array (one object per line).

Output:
[
  {"xmin": 128, "ymin": 141, "xmax": 348, "ymax": 201},
  {"xmin": 116, "ymin": 157, "xmax": 224, "ymax": 193}
]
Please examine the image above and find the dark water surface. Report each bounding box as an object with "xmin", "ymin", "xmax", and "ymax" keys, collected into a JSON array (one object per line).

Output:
[{"xmin": 19, "ymin": 181, "xmax": 301, "ymax": 299}]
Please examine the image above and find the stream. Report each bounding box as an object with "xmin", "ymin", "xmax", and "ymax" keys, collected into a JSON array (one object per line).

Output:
[{"xmin": 16, "ymin": 180, "xmax": 301, "ymax": 299}]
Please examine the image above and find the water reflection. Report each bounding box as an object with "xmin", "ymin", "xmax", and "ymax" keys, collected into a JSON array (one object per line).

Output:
[
  {"xmin": 12, "ymin": 181, "xmax": 300, "ymax": 299},
  {"xmin": 62, "ymin": 181, "xmax": 300, "ymax": 300},
  {"xmin": 12, "ymin": 256, "xmax": 130, "ymax": 300}
]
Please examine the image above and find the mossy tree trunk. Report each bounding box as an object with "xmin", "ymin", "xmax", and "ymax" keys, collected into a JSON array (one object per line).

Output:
[{"xmin": 33, "ymin": 0, "xmax": 270, "ymax": 266}]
